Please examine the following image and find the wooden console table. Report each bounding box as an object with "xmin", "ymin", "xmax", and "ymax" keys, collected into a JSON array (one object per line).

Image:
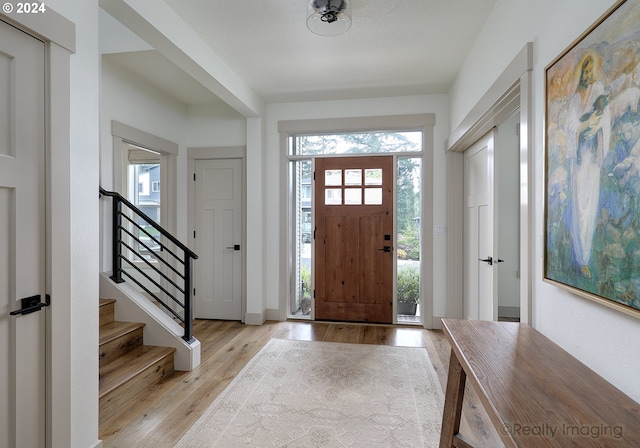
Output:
[{"xmin": 439, "ymin": 318, "xmax": 640, "ymax": 447}]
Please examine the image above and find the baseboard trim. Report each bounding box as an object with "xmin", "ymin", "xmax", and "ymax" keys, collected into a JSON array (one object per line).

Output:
[
  {"xmin": 244, "ymin": 312, "xmax": 265, "ymax": 325},
  {"xmin": 265, "ymin": 308, "xmax": 280, "ymax": 321},
  {"xmin": 498, "ymin": 306, "xmax": 520, "ymax": 319},
  {"xmin": 430, "ymin": 316, "xmax": 444, "ymax": 330}
]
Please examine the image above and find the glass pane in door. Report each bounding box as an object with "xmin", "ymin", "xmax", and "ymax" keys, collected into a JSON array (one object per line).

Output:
[
  {"xmin": 364, "ymin": 188, "xmax": 382, "ymax": 205},
  {"xmin": 364, "ymin": 168, "xmax": 383, "ymax": 185},
  {"xmin": 345, "ymin": 169, "xmax": 362, "ymax": 185},
  {"xmin": 325, "ymin": 188, "xmax": 342, "ymax": 205},
  {"xmin": 344, "ymin": 188, "xmax": 362, "ymax": 205},
  {"xmin": 325, "ymin": 169, "xmax": 342, "ymax": 186}
]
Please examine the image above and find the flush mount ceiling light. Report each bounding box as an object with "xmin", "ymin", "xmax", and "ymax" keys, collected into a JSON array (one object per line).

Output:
[{"xmin": 306, "ymin": 0, "xmax": 352, "ymax": 37}]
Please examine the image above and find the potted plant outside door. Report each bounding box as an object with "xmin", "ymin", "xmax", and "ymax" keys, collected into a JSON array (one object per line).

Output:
[{"xmin": 397, "ymin": 265, "xmax": 420, "ymax": 315}]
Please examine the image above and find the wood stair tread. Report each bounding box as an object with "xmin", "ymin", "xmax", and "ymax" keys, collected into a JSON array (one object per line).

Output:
[
  {"xmin": 98, "ymin": 298, "xmax": 177, "ymax": 426},
  {"xmin": 99, "ymin": 345, "xmax": 176, "ymax": 398},
  {"xmin": 99, "ymin": 321, "xmax": 145, "ymax": 346}
]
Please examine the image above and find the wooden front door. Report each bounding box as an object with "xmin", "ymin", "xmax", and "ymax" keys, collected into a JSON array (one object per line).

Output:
[{"xmin": 314, "ymin": 156, "xmax": 393, "ymax": 323}]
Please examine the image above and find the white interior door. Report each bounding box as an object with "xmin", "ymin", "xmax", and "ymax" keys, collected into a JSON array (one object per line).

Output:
[
  {"xmin": 0, "ymin": 19, "xmax": 46, "ymax": 448},
  {"xmin": 194, "ymin": 159, "xmax": 243, "ymax": 320},
  {"xmin": 463, "ymin": 131, "xmax": 497, "ymax": 321}
]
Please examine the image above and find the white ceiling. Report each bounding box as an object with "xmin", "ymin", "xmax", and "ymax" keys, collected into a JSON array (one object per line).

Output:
[{"xmin": 100, "ymin": 0, "xmax": 497, "ymax": 107}]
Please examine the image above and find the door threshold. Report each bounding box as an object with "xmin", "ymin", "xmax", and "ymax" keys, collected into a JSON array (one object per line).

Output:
[{"xmin": 286, "ymin": 318, "xmax": 423, "ymax": 327}]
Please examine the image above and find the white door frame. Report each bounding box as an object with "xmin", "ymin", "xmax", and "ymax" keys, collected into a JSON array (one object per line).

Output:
[
  {"xmin": 1, "ymin": 7, "xmax": 75, "ymax": 448},
  {"xmin": 108, "ymin": 122, "xmax": 179, "ymax": 308},
  {"xmin": 447, "ymin": 43, "xmax": 533, "ymax": 324},
  {"xmin": 110, "ymin": 121, "xmax": 178, "ymax": 238},
  {"xmin": 187, "ymin": 147, "xmax": 247, "ymax": 322}
]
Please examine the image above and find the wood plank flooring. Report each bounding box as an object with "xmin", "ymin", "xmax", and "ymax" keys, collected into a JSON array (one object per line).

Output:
[{"xmin": 99, "ymin": 320, "xmax": 503, "ymax": 447}]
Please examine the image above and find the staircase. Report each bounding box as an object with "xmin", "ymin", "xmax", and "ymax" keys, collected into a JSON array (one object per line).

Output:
[{"xmin": 99, "ymin": 298, "xmax": 176, "ymax": 424}]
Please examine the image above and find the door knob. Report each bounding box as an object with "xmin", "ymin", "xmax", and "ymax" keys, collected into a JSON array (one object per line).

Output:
[{"xmin": 479, "ymin": 256, "xmax": 493, "ymax": 265}]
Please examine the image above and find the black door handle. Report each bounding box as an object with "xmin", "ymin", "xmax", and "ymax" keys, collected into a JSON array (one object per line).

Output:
[
  {"xmin": 478, "ymin": 256, "xmax": 493, "ymax": 265},
  {"xmin": 10, "ymin": 294, "xmax": 50, "ymax": 316},
  {"xmin": 377, "ymin": 246, "xmax": 392, "ymax": 252}
]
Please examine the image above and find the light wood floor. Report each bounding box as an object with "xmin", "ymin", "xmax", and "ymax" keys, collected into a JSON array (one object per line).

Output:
[{"xmin": 99, "ymin": 320, "xmax": 503, "ymax": 447}]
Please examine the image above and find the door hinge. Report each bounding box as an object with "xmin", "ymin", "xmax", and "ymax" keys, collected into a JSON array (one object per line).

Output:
[
  {"xmin": 313, "ymin": 290, "xmax": 316, "ymax": 298},
  {"xmin": 193, "ymin": 288, "xmax": 196, "ymax": 296},
  {"xmin": 193, "ymin": 173, "xmax": 196, "ymax": 181},
  {"xmin": 193, "ymin": 230, "xmax": 196, "ymax": 238}
]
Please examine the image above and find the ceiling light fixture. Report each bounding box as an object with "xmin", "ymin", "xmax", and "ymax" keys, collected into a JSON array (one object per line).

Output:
[{"xmin": 306, "ymin": 0, "xmax": 352, "ymax": 37}]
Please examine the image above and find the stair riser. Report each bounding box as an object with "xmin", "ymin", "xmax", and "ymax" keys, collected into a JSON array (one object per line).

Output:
[
  {"xmin": 99, "ymin": 328, "xmax": 144, "ymax": 367},
  {"xmin": 99, "ymin": 302, "xmax": 115, "ymax": 327},
  {"xmin": 98, "ymin": 298, "xmax": 176, "ymax": 433},
  {"xmin": 99, "ymin": 353, "xmax": 174, "ymax": 425}
]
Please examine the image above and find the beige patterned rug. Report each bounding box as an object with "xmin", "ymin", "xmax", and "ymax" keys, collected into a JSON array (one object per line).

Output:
[{"xmin": 176, "ymin": 339, "xmax": 444, "ymax": 447}]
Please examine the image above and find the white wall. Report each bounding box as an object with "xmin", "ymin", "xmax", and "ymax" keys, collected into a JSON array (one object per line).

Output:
[
  {"xmin": 43, "ymin": 0, "xmax": 101, "ymax": 446},
  {"xmin": 265, "ymin": 95, "xmax": 450, "ymax": 321},
  {"xmin": 101, "ymin": 55, "xmax": 263, "ymax": 323},
  {"xmin": 186, "ymin": 103, "xmax": 246, "ymax": 148},
  {"xmin": 450, "ymin": 0, "xmax": 640, "ymax": 402},
  {"xmin": 100, "ymin": 57, "xmax": 189, "ymax": 248},
  {"xmin": 100, "ymin": 57, "xmax": 247, "ymax": 250},
  {"xmin": 100, "ymin": 58, "xmax": 188, "ymax": 178}
]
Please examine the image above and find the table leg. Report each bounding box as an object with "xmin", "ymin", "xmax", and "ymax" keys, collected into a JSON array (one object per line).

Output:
[{"xmin": 439, "ymin": 349, "xmax": 467, "ymax": 448}]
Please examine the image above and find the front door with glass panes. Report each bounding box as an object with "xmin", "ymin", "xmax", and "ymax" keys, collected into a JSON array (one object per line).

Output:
[{"xmin": 314, "ymin": 156, "xmax": 394, "ymax": 323}]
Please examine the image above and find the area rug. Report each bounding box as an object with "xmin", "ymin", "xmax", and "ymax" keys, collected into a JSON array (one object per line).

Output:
[{"xmin": 176, "ymin": 339, "xmax": 444, "ymax": 447}]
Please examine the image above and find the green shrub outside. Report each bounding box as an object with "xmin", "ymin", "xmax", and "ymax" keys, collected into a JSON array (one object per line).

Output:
[
  {"xmin": 301, "ymin": 265, "xmax": 311, "ymax": 298},
  {"xmin": 397, "ymin": 265, "xmax": 420, "ymax": 304},
  {"xmin": 397, "ymin": 232, "xmax": 420, "ymax": 260}
]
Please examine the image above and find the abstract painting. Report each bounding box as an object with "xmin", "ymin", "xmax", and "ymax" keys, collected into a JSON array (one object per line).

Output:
[{"xmin": 545, "ymin": 0, "xmax": 640, "ymax": 316}]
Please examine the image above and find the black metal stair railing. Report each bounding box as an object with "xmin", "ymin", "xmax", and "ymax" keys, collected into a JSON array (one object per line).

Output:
[{"xmin": 100, "ymin": 187, "xmax": 198, "ymax": 342}]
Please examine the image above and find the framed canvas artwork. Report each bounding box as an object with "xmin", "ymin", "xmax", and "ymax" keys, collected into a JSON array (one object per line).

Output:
[{"xmin": 545, "ymin": 0, "xmax": 640, "ymax": 316}]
